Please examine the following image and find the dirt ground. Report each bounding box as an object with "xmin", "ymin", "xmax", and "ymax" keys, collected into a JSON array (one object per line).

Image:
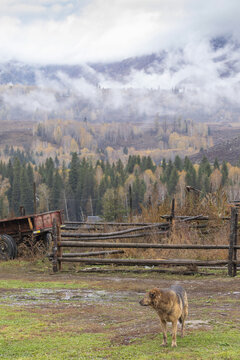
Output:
[{"xmin": 0, "ymin": 265, "xmax": 240, "ymax": 345}]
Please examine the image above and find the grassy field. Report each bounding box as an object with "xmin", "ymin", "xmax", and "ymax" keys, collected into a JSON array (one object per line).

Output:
[{"xmin": 0, "ymin": 260, "xmax": 240, "ymax": 359}]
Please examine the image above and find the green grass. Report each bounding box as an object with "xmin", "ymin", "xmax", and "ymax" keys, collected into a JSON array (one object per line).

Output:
[
  {"xmin": 0, "ymin": 259, "xmax": 49, "ymax": 272},
  {"xmin": 0, "ymin": 260, "xmax": 240, "ymax": 359},
  {"xmin": 0, "ymin": 279, "xmax": 90, "ymax": 290},
  {"xmin": 0, "ymin": 305, "xmax": 240, "ymax": 360}
]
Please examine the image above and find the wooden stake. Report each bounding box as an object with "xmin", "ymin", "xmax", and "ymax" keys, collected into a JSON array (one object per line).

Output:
[
  {"xmin": 228, "ymin": 207, "xmax": 238, "ymax": 277},
  {"xmin": 52, "ymin": 219, "xmax": 58, "ymax": 273}
]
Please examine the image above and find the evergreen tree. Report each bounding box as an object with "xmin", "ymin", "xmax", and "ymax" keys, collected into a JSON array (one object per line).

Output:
[
  {"xmin": 132, "ymin": 175, "xmax": 146, "ymax": 212},
  {"xmin": 141, "ymin": 156, "xmax": 156, "ymax": 172},
  {"xmin": 62, "ymin": 160, "xmax": 67, "ymax": 184},
  {"xmin": 185, "ymin": 162, "xmax": 197, "ymax": 188},
  {"xmin": 0, "ymin": 161, "xmax": 7, "ymax": 178},
  {"xmin": 55, "ymin": 155, "xmax": 60, "ymax": 167},
  {"xmin": 11, "ymin": 158, "xmax": 21, "ymax": 215},
  {"xmin": 161, "ymin": 158, "xmax": 166, "ymax": 171},
  {"xmin": 7, "ymin": 160, "xmax": 14, "ymax": 186},
  {"xmin": 123, "ymin": 146, "xmax": 128, "ymax": 155},
  {"xmin": 202, "ymin": 174, "xmax": 211, "ymax": 195},
  {"xmin": 221, "ymin": 161, "xmax": 228, "ymax": 187},
  {"xmin": 199, "ymin": 156, "xmax": 211, "ymax": 177},
  {"xmin": 50, "ymin": 170, "xmax": 63, "ymax": 210},
  {"xmin": 6, "ymin": 160, "xmax": 14, "ymax": 207},
  {"xmin": 45, "ymin": 157, "xmax": 55, "ymax": 189},
  {"xmin": 116, "ymin": 159, "xmax": 126, "ymax": 185},
  {"xmin": 183, "ymin": 156, "xmax": 192, "ymax": 172},
  {"xmin": 103, "ymin": 188, "xmax": 126, "ymax": 221},
  {"xmin": 0, "ymin": 196, "xmax": 4, "ymax": 218},
  {"xmin": 26, "ymin": 164, "xmax": 34, "ymax": 213},
  {"xmin": 214, "ymin": 158, "xmax": 220, "ymax": 170},
  {"xmin": 69, "ymin": 153, "xmax": 79, "ymax": 194},
  {"xmin": 161, "ymin": 160, "xmax": 173, "ymax": 184},
  {"xmin": 167, "ymin": 167, "xmax": 179, "ymax": 195},
  {"xmin": 20, "ymin": 166, "xmax": 34, "ymax": 214},
  {"xmin": 197, "ymin": 156, "xmax": 211, "ymax": 191},
  {"xmin": 174, "ymin": 155, "xmax": 183, "ymax": 171},
  {"xmin": 95, "ymin": 177, "xmax": 109, "ymax": 215}
]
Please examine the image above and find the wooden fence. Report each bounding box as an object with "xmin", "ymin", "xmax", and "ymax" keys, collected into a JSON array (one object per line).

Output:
[{"xmin": 50, "ymin": 206, "xmax": 240, "ymax": 277}]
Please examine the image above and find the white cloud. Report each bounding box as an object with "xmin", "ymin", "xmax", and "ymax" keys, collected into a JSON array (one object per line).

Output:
[
  {"xmin": 1, "ymin": 0, "xmax": 240, "ymax": 121},
  {"xmin": 0, "ymin": 0, "xmax": 239, "ymax": 64}
]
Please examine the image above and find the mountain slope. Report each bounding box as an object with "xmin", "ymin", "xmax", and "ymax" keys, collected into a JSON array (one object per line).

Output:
[
  {"xmin": 190, "ymin": 133, "xmax": 240, "ymax": 164},
  {"xmin": 0, "ymin": 36, "xmax": 239, "ymax": 123}
]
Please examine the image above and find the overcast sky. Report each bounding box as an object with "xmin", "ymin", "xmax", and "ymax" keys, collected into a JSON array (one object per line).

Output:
[{"xmin": 0, "ymin": 0, "xmax": 239, "ymax": 64}]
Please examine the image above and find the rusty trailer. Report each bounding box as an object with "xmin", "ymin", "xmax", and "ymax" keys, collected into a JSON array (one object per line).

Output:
[{"xmin": 0, "ymin": 210, "xmax": 63, "ymax": 260}]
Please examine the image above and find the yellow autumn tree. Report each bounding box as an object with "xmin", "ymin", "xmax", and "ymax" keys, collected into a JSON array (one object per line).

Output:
[
  {"xmin": 95, "ymin": 165, "xmax": 104, "ymax": 186},
  {"xmin": 176, "ymin": 170, "xmax": 186, "ymax": 206},
  {"xmin": 53, "ymin": 126, "xmax": 63, "ymax": 145},
  {"xmin": 70, "ymin": 138, "xmax": 79, "ymax": 153},
  {"xmin": 210, "ymin": 169, "xmax": 222, "ymax": 192}
]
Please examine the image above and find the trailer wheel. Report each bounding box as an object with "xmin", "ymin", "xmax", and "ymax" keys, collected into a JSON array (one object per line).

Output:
[
  {"xmin": 4, "ymin": 235, "xmax": 17, "ymax": 259},
  {"xmin": 0, "ymin": 234, "xmax": 15, "ymax": 260},
  {"xmin": 43, "ymin": 232, "xmax": 52, "ymax": 249}
]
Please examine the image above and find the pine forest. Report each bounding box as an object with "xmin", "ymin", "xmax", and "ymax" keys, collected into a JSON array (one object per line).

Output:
[{"xmin": 0, "ymin": 148, "xmax": 239, "ymax": 221}]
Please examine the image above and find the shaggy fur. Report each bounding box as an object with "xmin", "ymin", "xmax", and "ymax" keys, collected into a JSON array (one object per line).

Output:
[{"xmin": 139, "ymin": 284, "xmax": 188, "ymax": 347}]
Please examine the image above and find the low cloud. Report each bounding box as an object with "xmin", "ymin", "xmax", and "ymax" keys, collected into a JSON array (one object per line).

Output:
[
  {"xmin": 0, "ymin": 0, "xmax": 239, "ymax": 64},
  {"xmin": 0, "ymin": 30, "xmax": 240, "ymax": 121}
]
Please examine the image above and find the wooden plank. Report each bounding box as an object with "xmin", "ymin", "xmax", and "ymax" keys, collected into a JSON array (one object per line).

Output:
[
  {"xmin": 60, "ymin": 250, "xmax": 124, "ymax": 257},
  {"xmin": 58, "ymin": 258, "xmax": 230, "ymax": 266},
  {"xmin": 61, "ymin": 223, "xmax": 169, "ymax": 238},
  {"xmin": 180, "ymin": 215, "xmax": 204, "ymax": 222},
  {"xmin": 59, "ymin": 241, "xmax": 231, "ymax": 249},
  {"xmin": 64, "ymin": 217, "xmax": 208, "ymax": 225},
  {"xmin": 64, "ymin": 221, "xmax": 161, "ymax": 226},
  {"xmin": 27, "ymin": 218, "xmax": 33, "ymax": 231},
  {"xmin": 61, "ymin": 231, "xmax": 168, "ymax": 241},
  {"xmin": 76, "ymin": 268, "xmax": 212, "ymax": 275}
]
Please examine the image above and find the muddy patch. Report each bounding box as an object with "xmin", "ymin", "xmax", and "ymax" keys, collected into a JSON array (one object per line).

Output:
[
  {"xmin": 0, "ymin": 287, "xmax": 142, "ymax": 307},
  {"xmin": 186, "ymin": 319, "xmax": 211, "ymax": 329}
]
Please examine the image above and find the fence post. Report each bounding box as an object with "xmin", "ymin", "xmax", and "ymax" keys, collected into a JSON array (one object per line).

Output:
[
  {"xmin": 171, "ymin": 198, "xmax": 175, "ymax": 220},
  {"xmin": 170, "ymin": 198, "xmax": 175, "ymax": 228},
  {"xmin": 52, "ymin": 218, "xmax": 58, "ymax": 273},
  {"xmin": 228, "ymin": 207, "xmax": 238, "ymax": 277},
  {"xmin": 57, "ymin": 223, "xmax": 62, "ymax": 271}
]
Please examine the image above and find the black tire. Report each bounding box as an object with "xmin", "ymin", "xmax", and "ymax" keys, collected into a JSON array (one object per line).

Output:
[
  {"xmin": 43, "ymin": 232, "xmax": 52, "ymax": 250},
  {"xmin": 4, "ymin": 234, "xmax": 17, "ymax": 259},
  {"xmin": 0, "ymin": 234, "xmax": 15, "ymax": 260}
]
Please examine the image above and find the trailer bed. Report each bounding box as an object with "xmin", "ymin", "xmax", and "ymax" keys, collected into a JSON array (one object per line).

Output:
[{"xmin": 0, "ymin": 210, "xmax": 63, "ymax": 241}]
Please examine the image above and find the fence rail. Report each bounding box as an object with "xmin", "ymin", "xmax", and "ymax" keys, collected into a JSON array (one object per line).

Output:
[{"xmin": 51, "ymin": 202, "xmax": 239, "ymax": 276}]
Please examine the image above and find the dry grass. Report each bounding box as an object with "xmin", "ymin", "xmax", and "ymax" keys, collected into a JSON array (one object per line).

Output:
[
  {"xmin": 17, "ymin": 238, "xmax": 50, "ymax": 260},
  {"xmin": 123, "ymin": 193, "xmax": 231, "ymax": 261},
  {"xmin": 57, "ymin": 193, "xmax": 232, "ymax": 264}
]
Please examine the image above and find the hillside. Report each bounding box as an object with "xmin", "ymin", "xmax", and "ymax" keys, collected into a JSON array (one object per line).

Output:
[
  {"xmin": 1, "ymin": 118, "xmax": 240, "ymax": 166},
  {"xmin": 0, "ymin": 121, "xmax": 34, "ymax": 149},
  {"xmin": 190, "ymin": 134, "xmax": 240, "ymax": 164},
  {"xmin": 0, "ymin": 117, "xmax": 212, "ymax": 165}
]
